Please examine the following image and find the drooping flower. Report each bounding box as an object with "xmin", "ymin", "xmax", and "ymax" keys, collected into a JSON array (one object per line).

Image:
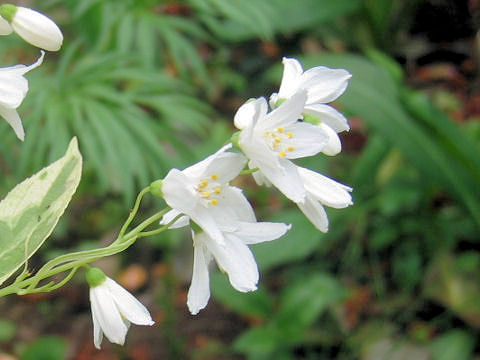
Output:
[
  {"xmin": 161, "ymin": 145, "xmax": 251, "ymax": 245},
  {"xmin": 295, "ymin": 166, "xmax": 353, "ymax": 232},
  {"xmin": 157, "ymin": 145, "xmax": 291, "ymax": 314},
  {"xmin": 188, "ymin": 220, "xmax": 290, "ymax": 314},
  {"xmin": 0, "ymin": 4, "xmax": 63, "ymax": 51},
  {"xmin": 234, "ymin": 91, "xmax": 328, "ymax": 203},
  {"xmin": 86, "ymin": 267, "xmax": 154, "ymax": 349},
  {"xmin": 270, "ymin": 57, "xmax": 351, "ymax": 156},
  {"xmin": 0, "ymin": 51, "xmax": 44, "ymax": 141}
]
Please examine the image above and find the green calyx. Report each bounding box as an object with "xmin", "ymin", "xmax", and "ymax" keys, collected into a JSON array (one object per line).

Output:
[
  {"xmin": 149, "ymin": 179, "xmax": 163, "ymax": 198},
  {"xmin": 303, "ymin": 112, "xmax": 321, "ymax": 125},
  {"xmin": 85, "ymin": 267, "xmax": 107, "ymax": 288},
  {"xmin": 0, "ymin": 4, "xmax": 17, "ymax": 22},
  {"xmin": 230, "ymin": 131, "xmax": 241, "ymax": 150}
]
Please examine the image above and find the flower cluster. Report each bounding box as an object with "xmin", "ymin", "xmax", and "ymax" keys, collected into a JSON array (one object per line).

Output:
[
  {"xmin": 153, "ymin": 57, "xmax": 354, "ymax": 316},
  {"xmin": 0, "ymin": 4, "xmax": 63, "ymax": 141}
]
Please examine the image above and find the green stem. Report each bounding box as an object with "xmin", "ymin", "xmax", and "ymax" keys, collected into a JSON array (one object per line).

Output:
[
  {"xmin": 0, "ymin": 205, "xmax": 173, "ymax": 298},
  {"xmin": 118, "ymin": 186, "xmax": 151, "ymax": 238}
]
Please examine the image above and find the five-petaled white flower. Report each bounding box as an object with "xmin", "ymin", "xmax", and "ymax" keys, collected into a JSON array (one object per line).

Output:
[
  {"xmin": 86, "ymin": 267, "xmax": 154, "ymax": 349},
  {"xmin": 234, "ymin": 91, "xmax": 328, "ymax": 203},
  {"xmin": 270, "ymin": 57, "xmax": 351, "ymax": 156},
  {"xmin": 0, "ymin": 4, "xmax": 63, "ymax": 51},
  {"xmin": 0, "ymin": 51, "xmax": 44, "ymax": 141},
  {"xmin": 161, "ymin": 145, "xmax": 251, "ymax": 245}
]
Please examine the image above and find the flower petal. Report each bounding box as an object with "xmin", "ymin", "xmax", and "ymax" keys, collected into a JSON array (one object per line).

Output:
[
  {"xmin": 188, "ymin": 234, "xmax": 212, "ymax": 315},
  {"xmin": 0, "ymin": 106, "xmax": 24, "ymax": 141},
  {"xmin": 234, "ymin": 97, "xmax": 268, "ymax": 130},
  {"xmin": 204, "ymin": 152, "xmax": 247, "ymax": 183},
  {"xmin": 300, "ymin": 66, "xmax": 351, "ymax": 104},
  {"xmin": 304, "ymin": 103, "xmax": 350, "ymax": 132},
  {"xmin": 160, "ymin": 209, "xmax": 189, "ymax": 228},
  {"xmin": 298, "ymin": 166, "xmax": 353, "ymax": 208},
  {"xmin": 162, "ymin": 168, "xmax": 197, "ymax": 212},
  {"xmin": 277, "ymin": 57, "xmax": 304, "ymax": 99},
  {"xmin": 297, "ymin": 196, "xmax": 329, "ymax": 232},
  {"xmin": 262, "ymin": 90, "xmax": 307, "ymax": 130},
  {"xmin": 257, "ymin": 157, "xmax": 306, "ymax": 203},
  {"xmin": 0, "ymin": 16, "xmax": 12, "ymax": 35},
  {"xmin": 90, "ymin": 298, "xmax": 104, "ymax": 349},
  {"xmin": 284, "ymin": 122, "xmax": 328, "ymax": 159},
  {"xmin": 12, "ymin": 7, "xmax": 63, "ymax": 51},
  {"xmin": 318, "ymin": 123, "xmax": 342, "ymax": 156},
  {"xmin": 90, "ymin": 286, "xmax": 128, "ymax": 346},
  {"xmin": 105, "ymin": 278, "xmax": 154, "ymax": 326},
  {"xmin": 206, "ymin": 234, "xmax": 259, "ymax": 292},
  {"xmin": 234, "ymin": 221, "xmax": 291, "ymax": 244}
]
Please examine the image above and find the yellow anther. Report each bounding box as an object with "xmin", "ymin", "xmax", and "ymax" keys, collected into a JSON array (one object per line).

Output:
[
  {"xmin": 202, "ymin": 191, "xmax": 211, "ymax": 198},
  {"xmin": 211, "ymin": 174, "xmax": 218, "ymax": 180},
  {"xmin": 287, "ymin": 146, "xmax": 295, "ymax": 152},
  {"xmin": 274, "ymin": 136, "xmax": 282, "ymax": 143},
  {"xmin": 199, "ymin": 180, "xmax": 208, "ymax": 188},
  {"xmin": 277, "ymin": 127, "xmax": 284, "ymax": 133},
  {"xmin": 215, "ymin": 187, "xmax": 222, "ymax": 194},
  {"xmin": 279, "ymin": 151, "xmax": 286, "ymax": 157},
  {"xmin": 211, "ymin": 199, "xmax": 218, "ymax": 205},
  {"xmin": 287, "ymin": 132, "xmax": 293, "ymax": 138}
]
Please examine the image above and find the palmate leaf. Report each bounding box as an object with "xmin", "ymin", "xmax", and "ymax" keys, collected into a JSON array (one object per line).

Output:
[{"xmin": 0, "ymin": 138, "xmax": 82, "ymax": 286}]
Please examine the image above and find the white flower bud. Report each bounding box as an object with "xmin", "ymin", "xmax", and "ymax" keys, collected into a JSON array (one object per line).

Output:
[
  {"xmin": 0, "ymin": 5, "xmax": 63, "ymax": 51},
  {"xmin": 0, "ymin": 16, "xmax": 12, "ymax": 35}
]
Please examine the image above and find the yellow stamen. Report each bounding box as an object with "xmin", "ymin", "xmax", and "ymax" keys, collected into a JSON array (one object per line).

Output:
[
  {"xmin": 211, "ymin": 174, "xmax": 218, "ymax": 180},
  {"xmin": 287, "ymin": 132, "xmax": 293, "ymax": 138},
  {"xmin": 199, "ymin": 180, "xmax": 208, "ymax": 188},
  {"xmin": 279, "ymin": 151, "xmax": 286, "ymax": 157},
  {"xmin": 287, "ymin": 146, "xmax": 295, "ymax": 152},
  {"xmin": 215, "ymin": 187, "xmax": 221, "ymax": 194},
  {"xmin": 277, "ymin": 127, "xmax": 284, "ymax": 133},
  {"xmin": 274, "ymin": 137, "xmax": 281, "ymax": 143},
  {"xmin": 211, "ymin": 199, "xmax": 218, "ymax": 205},
  {"xmin": 202, "ymin": 191, "xmax": 211, "ymax": 198}
]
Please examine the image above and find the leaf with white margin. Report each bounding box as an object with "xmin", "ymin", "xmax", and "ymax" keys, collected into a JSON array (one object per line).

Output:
[{"xmin": 0, "ymin": 137, "xmax": 82, "ymax": 286}]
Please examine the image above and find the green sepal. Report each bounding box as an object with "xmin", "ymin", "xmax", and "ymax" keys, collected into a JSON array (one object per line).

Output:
[
  {"xmin": 149, "ymin": 179, "xmax": 163, "ymax": 198},
  {"xmin": 0, "ymin": 4, "xmax": 17, "ymax": 22},
  {"xmin": 85, "ymin": 267, "xmax": 106, "ymax": 288},
  {"xmin": 302, "ymin": 112, "xmax": 321, "ymax": 125}
]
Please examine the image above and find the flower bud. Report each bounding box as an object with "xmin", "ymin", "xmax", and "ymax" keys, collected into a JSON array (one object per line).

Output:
[
  {"xmin": 0, "ymin": 4, "xmax": 63, "ymax": 51},
  {"xmin": 0, "ymin": 15, "xmax": 12, "ymax": 35}
]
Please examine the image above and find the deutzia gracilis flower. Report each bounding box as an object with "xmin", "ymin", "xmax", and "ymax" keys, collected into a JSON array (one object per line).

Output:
[
  {"xmin": 161, "ymin": 145, "xmax": 250, "ymax": 245},
  {"xmin": 188, "ymin": 220, "xmax": 290, "ymax": 314},
  {"xmin": 86, "ymin": 268, "xmax": 154, "ymax": 349},
  {"xmin": 296, "ymin": 166, "xmax": 353, "ymax": 232},
  {"xmin": 270, "ymin": 57, "xmax": 351, "ymax": 156},
  {"xmin": 234, "ymin": 91, "xmax": 328, "ymax": 203},
  {"xmin": 0, "ymin": 51, "xmax": 44, "ymax": 141},
  {"xmin": 0, "ymin": 4, "xmax": 63, "ymax": 51}
]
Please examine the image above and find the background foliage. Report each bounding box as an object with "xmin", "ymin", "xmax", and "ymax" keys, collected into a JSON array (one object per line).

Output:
[{"xmin": 1, "ymin": 0, "xmax": 479, "ymax": 359}]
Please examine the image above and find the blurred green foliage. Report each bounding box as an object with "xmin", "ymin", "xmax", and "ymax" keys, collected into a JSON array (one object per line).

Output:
[{"xmin": 1, "ymin": 0, "xmax": 479, "ymax": 359}]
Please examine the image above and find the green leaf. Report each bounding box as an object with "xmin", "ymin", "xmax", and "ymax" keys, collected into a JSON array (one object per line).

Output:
[
  {"xmin": 22, "ymin": 336, "xmax": 67, "ymax": 360},
  {"xmin": 0, "ymin": 138, "xmax": 82, "ymax": 286},
  {"xmin": 430, "ymin": 330, "xmax": 475, "ymax": 360}
]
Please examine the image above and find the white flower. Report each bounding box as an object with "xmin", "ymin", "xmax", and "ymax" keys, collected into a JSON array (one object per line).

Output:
[
  {"xmin": 0, "ymin": 51, "xmax": 44, "ymax": 141},
  {"xmin": 296, "ymin": 166, "xmax": 353, "ymax": 232},
  {"xmin": 234, "ymin": 91, "xmax": 328, "ymax": 203},
  {"xmin": 87, "ymin": 269, "xmax": 154, "ymax": 349},
  {"xmin": 0, "ymin": 5, "xmax": 63, "ymax": 51},
  {"xmin": 188, "ymin": 220, "xmax": 290, "ymax": 314},
  {"xmin": 270, "ymin": 57, "xmax": 351, "ymax": 156},
  {"xmin": 161, "ymin": 145, "xmax": 250, "ymax": 245}
]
